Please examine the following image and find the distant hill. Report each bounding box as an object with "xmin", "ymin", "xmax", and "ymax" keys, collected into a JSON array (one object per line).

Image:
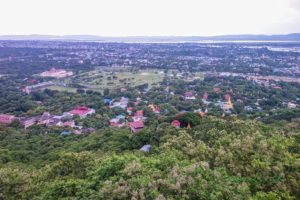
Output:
[{"xmin": 0, "ymin": 34, "xmax": 300, "ymax": 42}]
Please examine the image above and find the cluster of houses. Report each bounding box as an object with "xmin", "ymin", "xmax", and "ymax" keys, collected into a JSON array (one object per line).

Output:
[
  {"xmin": 1, "ymin": 90, "xmax": 238, "ymax": 135},
  {"xmin": 128, "ymin": 110, "xmax": 146, "ymax": 133},
  {"xmin": 1, "ymin": 94, "xmax": 166, "ymax": 134},
  {"xmin": 252, "ymin": 78, "xmax": 284, "ymax": 90},
  {"xmin": 8, "ymin": 85, "xmax": 300, "ymax": 135},
  {"xmin": 109, "ymin": 97, "xmax": 129, "ymax": 110},
  {"xmin": 108, "ymin": 97, "xmax": 148, "ymax": 133},
  {"xmin": 107, "ymin": 94, "xmax": 197, "ymax": 131},
  {"xmin": 106, "ymin": 95, "xmax": 180, "ymax": 133},
  {"xmin": 0, "ymin": 106, "xmax": 95, "ymax": 134},
  {"xmin": 184, "ymin": 90, "xmax": 234, "ymax": 114},
  {"xmin": 0, "ymin": 114, "xmax": 18, "ymax": 126},
  {"xmin": 109, "ymin": 110, "xmax": 146, "ymax": 133}
]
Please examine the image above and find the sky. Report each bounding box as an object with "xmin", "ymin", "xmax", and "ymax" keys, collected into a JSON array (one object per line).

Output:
[{"xmin": 0, "ymin": 0, "xmax": 299, "ymax": 36}]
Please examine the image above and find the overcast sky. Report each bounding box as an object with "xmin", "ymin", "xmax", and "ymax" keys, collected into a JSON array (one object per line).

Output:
[{"xmin": 0, "ymin": 0, "xmax": 299, "ymax": 36}]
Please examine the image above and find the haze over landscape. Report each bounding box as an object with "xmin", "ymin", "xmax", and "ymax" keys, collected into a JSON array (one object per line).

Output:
[
  {"xmin": 0, "ymin": 1, "xmax": 300, "ymax": 200},
  {"xmin": 0, "ymin": 0, "xmax": 300, "ymax": 36}
]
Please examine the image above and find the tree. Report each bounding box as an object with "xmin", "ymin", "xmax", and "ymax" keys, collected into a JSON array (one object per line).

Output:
[{"xmin": 177, "ymin": 112, "xmax": 201, "ymax": 127}]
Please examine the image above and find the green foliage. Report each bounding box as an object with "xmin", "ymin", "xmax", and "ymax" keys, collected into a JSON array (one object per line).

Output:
[
  {"xmin": 178, "ymin": 112, "xmax": 201, "ymax": 127},
  {"xmin": 0, "ymin": 167, "xmax": 37, "ymax": 200},
  {"xmin": 0, "ymin": 116, "xmax": 299, "ymax": 199}
]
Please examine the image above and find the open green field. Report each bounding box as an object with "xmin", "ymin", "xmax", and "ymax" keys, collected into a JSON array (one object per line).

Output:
[
  {"xmin": 45, "ymin": 69, "xmax": 165, "ymax": 93},
  {"xmin": 73, "ymin": 69, "xmax": 164, "ymax": 90},
  {"xmin": 44, "ymin": 69, "xmax": 204, "ymax": 93}
]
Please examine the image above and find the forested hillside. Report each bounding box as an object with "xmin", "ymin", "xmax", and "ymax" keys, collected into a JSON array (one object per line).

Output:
[{"xmin": 1, "ymin": 117, "xmax": 299, "ymax": 199}]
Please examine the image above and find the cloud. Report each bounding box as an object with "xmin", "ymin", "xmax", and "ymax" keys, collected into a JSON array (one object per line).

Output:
[
  {"xmin": 0, "ymin": 0, "xmax": 299, "ymax": 35},
  {"xmin": 289, "ymin": 0, "xmax": 300, "ymax": 10}
]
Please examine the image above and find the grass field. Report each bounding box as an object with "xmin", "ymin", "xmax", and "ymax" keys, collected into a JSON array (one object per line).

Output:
[
  {"xmin": 44, "ymin": 69, "xmax": 204, "ymax": 93},
  {"xmin": 45, "ymin": 69, "xmax": 164, "ymax": 93},
  {"xmin": 74, "ymin": 69, "xmax": 164, "ymax": 90}
]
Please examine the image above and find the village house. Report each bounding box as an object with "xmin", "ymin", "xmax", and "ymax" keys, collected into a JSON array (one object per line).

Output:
[
  {"xmin": 171, "ymin": 120, "xmax": 181, "ymax": 128},
  {"xmin": 128, "ymin": 120, "xmax": 144, "ymax": 133},
  {"xmin": 33, "ymin": 112, "xmax": 65, "ymax": 128},
  {"xmin": 126, "ymin": 107, "xmax": 133, "ymax": 115},
  {"xmin": 20, "ymin": 117, "xmax": 38, "ymax": 129},
  {"xmin": 63, "ymin": 121, "xmax": 76, "ymax": 128},
  {"xmin": 288, "ymin": 102, "xmax": 297, "ymax": 109},
  {"xmin": 184, "ymin": 92, "xmax": 196, "ymax": 100},
  {"xmin": 37, "ymin": 112, "xmax": 52, "ymax": 125},
  {"xmin": 120, "ymin": 88, "xmax": 127, "ymax": 92},
  {"xmin": 110, "ymin": 97, "xmax": 129, "ymax": 109},
  {"xmin": 133, "ymin": 110, "xmax": 146, "ymax": 122},
  {"xmin": 0, "ymin": 114, "xmax": 17, "ymax": 125},
  {"xmin": 244, "ymin": 106, "xmax": 254, "ymax": 112},
  {"xmin": 46, "ymin": 117, "xmax": 63, "ymax": 127},
  {"xmin": 67, "ymin": 106, "xmax": 95, "ymax": 119},
  {"xmin": 136, "ymin": 97, "xmax": 142, "ymax": 101},
  {"xmin": 109, "ymin": 115, "xmax": 126, "ymax": 128},
  {"xmin": 109, "ymin": 118, "xmax": 121, "ymax": 127}
]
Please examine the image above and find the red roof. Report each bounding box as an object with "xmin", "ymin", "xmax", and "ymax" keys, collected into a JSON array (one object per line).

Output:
[
  {"xmin": 129, "ymin": 120, "xmax": 144, "ymax": 129},
  {"xmin": 127, "ymin": 107, "xmax": 133, "ymax": 111},
  {"xmin": 0, "ymin": 114, "xmax": 16, "ymax": 124},
  {"xmin": 69, "ymin": 106, "xmax": 90, "ymax": 116},
  {"xmin": 63, "ymin": 121, "xmax": 74, "ymax": 127},
  {"xmin": 171, "ymin": 120, "xmax": 181, "ymax": 128},
  {"xmin": 224, "ymin": 94, "xmax": 231, "ymax": 101},
  {"xmin": 135, "ymin": 110, "xmax": 144, "ymax": 117}
]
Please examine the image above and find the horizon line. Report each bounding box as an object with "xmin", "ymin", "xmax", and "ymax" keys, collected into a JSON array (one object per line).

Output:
[{"xmin": 0, "ymin": 33, "xmax": 300, "ymax": 37}]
